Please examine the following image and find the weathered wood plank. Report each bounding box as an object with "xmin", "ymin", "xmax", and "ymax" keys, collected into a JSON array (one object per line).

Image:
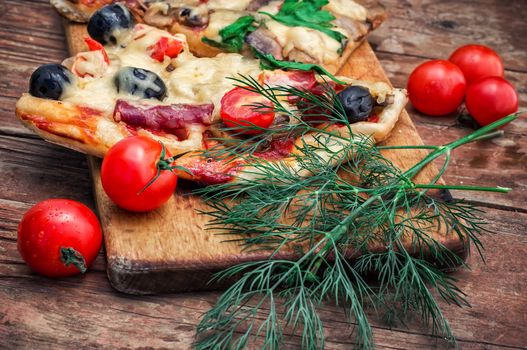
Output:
[
  {"xmin": 0, "ymin": 135, "xmax": 94, "ymax": 206},
  {"xmin": 416, "ymin": 123, "xmax": 527, "ymax": 211},
  {"xmin": 1, "ymin": 203, "xmax": 526, "ymax": 349},
  {"xmin": 370, "ymin": 0, "xmax": 527, "ymax": 73}
]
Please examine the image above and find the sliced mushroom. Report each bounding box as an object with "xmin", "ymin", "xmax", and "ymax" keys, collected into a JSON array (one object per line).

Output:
[
  {"xmin": 245, "ymin": 27, "xmax": 283, "ymax": 60},
  {"xmin": 143, "ymin": 3, "xmax": 175, "ymax": 28},
  {"xmin": 177, "ymin": 7, "xmax": 209, "ymax": 27},
  {"xmin": 287, "ymin": 49, "xmax": 317, "ymax": 65}
]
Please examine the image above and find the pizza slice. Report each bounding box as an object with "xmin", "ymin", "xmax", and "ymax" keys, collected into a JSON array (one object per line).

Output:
[
  {"xmin": 17, "ymin": 4, "xmax": 406, "ymax": 184},
  {"xmin": 51, "ymin": 0, "xmax": 386, "ymax": 73}
]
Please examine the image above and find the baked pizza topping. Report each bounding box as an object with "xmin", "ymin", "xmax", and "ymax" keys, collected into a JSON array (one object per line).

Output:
[
  {"xmin": 220, "ymin": 86, "xmax": 275, "ymax": 135},
  {"xmin": 336, "ymin": 85, "xmax": 374, "ymax": 122},
  {"xmin": 71, "ymin": 38, "xmax": 110, "ymax": 78},
  {"xmin": 29, "ymin": 64, "xmax": 75, "ymax": 100},
  {"xmin": 113, "ymin": 99, "xmax": 213, "ymax": 134},
  {"xmin": 114, "ymin": 67, "xmax": 167, "ymax": 100},
  {"xmin": 87, "ymin": 3, "xmax": 135, "ymax": 45}
]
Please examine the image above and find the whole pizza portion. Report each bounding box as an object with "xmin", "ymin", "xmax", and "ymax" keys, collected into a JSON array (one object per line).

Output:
[
  {"xmin": 17, "ymin": 4, "xmax": 406, "ymax": 184},
  {"xmin": 51, "ymin": 0, "xmax": 387, "ymax": 73}
]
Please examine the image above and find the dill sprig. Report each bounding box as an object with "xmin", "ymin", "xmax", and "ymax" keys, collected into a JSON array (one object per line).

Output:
[{"xmin": 194, "ymin": 75, "xmax": 519, "ymax": 349}]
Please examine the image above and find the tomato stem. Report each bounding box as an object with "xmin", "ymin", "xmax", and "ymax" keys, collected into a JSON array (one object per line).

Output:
[
  {"xmin": 60, "ymin": 247, "xmax": 87, "ymax": 273},
  {"xmin": 137, "ymin": 142, "xmax": 190, "ymax": 195}
]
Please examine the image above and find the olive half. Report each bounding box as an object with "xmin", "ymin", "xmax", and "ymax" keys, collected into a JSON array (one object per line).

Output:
[
  {"xmin": 87, "ymin": 4, "xmax": 135, "ymax": 45},
  {"xmin": 114, "ymin": 67, "xmax": 167, "ymax": 100},
  {"xmin": 29, "ymin": 64, "xmax": 73, "ymax": 100},
  {"xmin": 337, "ymin": 86, "xmax": 374, "ymax": 123}
]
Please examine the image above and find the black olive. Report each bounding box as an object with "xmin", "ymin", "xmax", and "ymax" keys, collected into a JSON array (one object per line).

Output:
[
  {"xmin": 336, "ymin": 86, "xmax": 374, "ymax": 123},
  {"xmin": 29, "ymin": 64, "xmax": 73, "ymax": 100},
  {"xmin": 114, "ymin": 67, "xmax": 167, "ymax": 100},
  {"xmin": 87, "ymin": 4, "xmax": 135, "ymax": 45}
]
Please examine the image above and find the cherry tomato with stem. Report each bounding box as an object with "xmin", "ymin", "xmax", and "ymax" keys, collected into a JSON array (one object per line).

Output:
[
  {"xmin": 101, "ymin": 136, "xmax": 185, "ymax": 212},
  {"xmin": 465, "ymin": 76, "xmax": 518, "ymax": 127},
  {"xmin": 18, "ymin": 199, "xmax": 102, "ymax": 278},
  {"xmin": 221, "ymin": 87, "xmax": 275, "ymax": 135},
  {"xmin": 407, "ymin": 60, "xmax": 467, "ymax": 116},
  {"xmin": 449, "ymin": 44, "xmax": 504, "ymax": 85}
]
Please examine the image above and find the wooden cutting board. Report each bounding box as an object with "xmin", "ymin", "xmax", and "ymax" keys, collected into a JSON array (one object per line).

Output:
[{"xmin": 64, "ymin": 23, "xmax": 463, "ymax": 295}]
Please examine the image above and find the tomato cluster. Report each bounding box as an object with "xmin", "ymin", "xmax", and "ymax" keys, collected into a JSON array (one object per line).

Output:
[{"xmin": 407, "ymin": 44, "xmax": 518, "ymax": 126}]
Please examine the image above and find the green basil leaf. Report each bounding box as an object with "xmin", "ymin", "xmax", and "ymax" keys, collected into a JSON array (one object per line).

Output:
[
  {"xmin": 259, "ymin": 0, "xmax": 346, "ymax": 45},
  {"xmin": 202, "ymin": 15, "xmax": 256, "ymax": 52},
  {"xmin": 254, "ymin": 51, "xmax": 346, "ymax": 85}
]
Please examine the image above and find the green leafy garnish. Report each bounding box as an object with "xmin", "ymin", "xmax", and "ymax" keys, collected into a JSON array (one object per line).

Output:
[
  {"xmin": 260, "ymin": 0, "xmax": 347, "ymax": 45},
  {"xmin": 254, "ymin": 51, "xmax": 346, "ymax": 84},
  {"xmin": 202, "ymin": 15, "xmax": 256, "ymax": 52},
  {"xmin": 193, "ymin": 75, "xmax": 520, "ymax": 349}
]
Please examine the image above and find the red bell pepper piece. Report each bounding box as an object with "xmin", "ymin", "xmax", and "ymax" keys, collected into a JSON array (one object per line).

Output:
[
  {"xmin": 84, "ymin": 37, "xmax": 109, "ymax": 64},
  {"xmin": 148, "ymin": 37, "xmax": 184, "ymax": 62}
]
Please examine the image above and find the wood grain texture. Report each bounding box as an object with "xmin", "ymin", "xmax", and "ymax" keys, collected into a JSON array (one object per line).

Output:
[
  {"xmin": 1, "ymin": 0, "xmax": 526, "ymax": 348},
  {"xmin": 1, "ymin": 204, "xmax": 526, "ymax": 349}
]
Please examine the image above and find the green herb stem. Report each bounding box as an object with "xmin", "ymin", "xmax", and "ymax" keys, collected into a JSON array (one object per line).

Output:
[
  {"xmin": 404, "ymin": 113, "xmax": 519, "ymax": 180},
  {"xmin": 194, "ymin": 78, "xmax": 520, "ymax": 350}
]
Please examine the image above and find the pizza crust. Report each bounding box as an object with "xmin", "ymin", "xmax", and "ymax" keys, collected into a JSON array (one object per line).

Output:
[{"xmin": 16, "ymin": 94, "xmax": 206, "ymax": 158}]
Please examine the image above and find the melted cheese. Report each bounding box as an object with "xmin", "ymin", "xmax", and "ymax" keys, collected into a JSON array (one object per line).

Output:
[
  {"xmin": 207, "ymin": 0, "xmax": 253, "ymax": 11},
  {"xmin": 253, "ymin": 0, "xmax": 281, "ymax": 21},
  {"xmin": 323, "ymin": 0, "xmax": 367, "ymax": 21},
  {"xmin": 61, "ymin": 24, "xmax": 261, "ymax": 121},
  {"xmin": 265, "ymin": 21, "xmax": 341, "ymax": 65},
  {"xmin": 203, "ymin": 10, "xmax": 246, "ymax": 41},
  {"xmin": 71, "ymin": 50, "xmax": 108, "ymax": 79},
  {"xmin": 170, "ymin": 53, "xmax": 260, "ymax": 121},
  {"xmin": 160, "ymin": 0, "xmax": 202, "ymax": 7}
]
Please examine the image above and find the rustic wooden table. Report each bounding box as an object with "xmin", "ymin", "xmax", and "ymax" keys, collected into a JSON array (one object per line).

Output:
[{"xmin": 1, "ymin": 0, "xmax": 526, "ymax": 349}]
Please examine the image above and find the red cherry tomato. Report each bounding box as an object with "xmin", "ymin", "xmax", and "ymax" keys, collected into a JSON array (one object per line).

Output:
[
  {"xmin": 101, "ymin": 136, "xmax": 178, "ymax": 212},
  {"xmin": 465, "ymin": 76, "xmax": 518, "ymax": 127},
  {"xmin": 17, "ymin": 199, "xmax": 102, "ymax": 278},
  {"xmin": 449, "ymin": 44, "xmax": 504, "ymax": 85},
  {"xmin": 221, "ymin": 87, "xmax": 275, "ymax": 134},
  {"xmin": 262, "ymin": 70, "xmax": 317, "ymax": 90},
  {"xmin": 407, "ymin": 60, "xmax": 467, "ymax": 116},
  {"xmin": 148, "ymin": 37, "xmax": 184, "ymax": 62}
]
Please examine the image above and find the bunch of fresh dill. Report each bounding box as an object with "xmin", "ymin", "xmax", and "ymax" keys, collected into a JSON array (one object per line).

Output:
[{"xmin": 193, "ymin": 75, "xmax": 518, "ymax": 349}]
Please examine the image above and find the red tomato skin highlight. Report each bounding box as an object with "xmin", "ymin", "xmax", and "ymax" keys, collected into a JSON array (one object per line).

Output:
[
  {"xmin": 449, "ymin": 44, "xmax": 504, "ymax": 85},
  {"xmin": 101, "ymin": 136, "xmax": 178, "ymax": 212},
  {"xmin": 465, "ymin": 76, "xmax": 518, "ymax": 127},
  {"xmin": 221, "ymin": 87, "xmax": 275, "ymax": 135},
  {"xmin": 17, "ymin": 199, "xmax": 102, "ymax": 278},
  {"xmin": 407, "ymin": 60, "xmax": 467, "ymax": 116}
]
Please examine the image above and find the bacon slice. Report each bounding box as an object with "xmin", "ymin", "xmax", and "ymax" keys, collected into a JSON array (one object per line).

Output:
[{"xmin": 113, "ymin": 100, "xmax": 214, "ymax": 136}]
